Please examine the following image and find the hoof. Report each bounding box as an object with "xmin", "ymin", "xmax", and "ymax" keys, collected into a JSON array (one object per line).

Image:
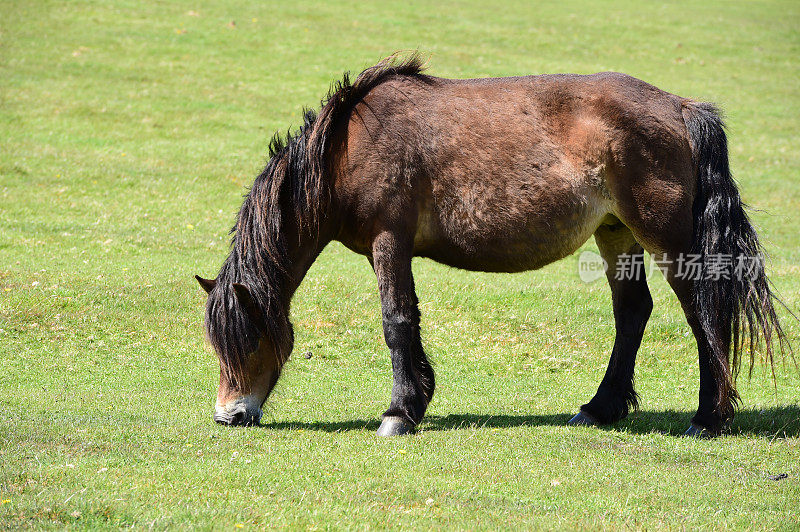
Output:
[
  {"xmin": 567, "ymin": 411, "xmax": 598, "ymax": 427},
  {"xmin": 684, "ymin": 423, "xmax": 715, "ymax": 438},
  {"xmin": 376, "ymin": 416, "xmax": 415, "ymax": 437}
]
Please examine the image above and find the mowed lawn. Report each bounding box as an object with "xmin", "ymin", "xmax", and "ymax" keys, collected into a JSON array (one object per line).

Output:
[{"xmin": 1, "ymin": 0, "xmax": 799, "ymax": 529}]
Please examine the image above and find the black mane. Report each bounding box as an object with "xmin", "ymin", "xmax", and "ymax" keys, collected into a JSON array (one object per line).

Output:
[{"xmin": 204, "ymin": 54, "xmax": 427, "ymax": 383}]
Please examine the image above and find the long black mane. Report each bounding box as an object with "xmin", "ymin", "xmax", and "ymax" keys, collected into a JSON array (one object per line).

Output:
[{"xmin": 204, "ymin": 54, "xmax": 427, "ymax": 383}]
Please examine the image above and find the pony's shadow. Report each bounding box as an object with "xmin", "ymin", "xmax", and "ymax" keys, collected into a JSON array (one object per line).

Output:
[{"xmin": 262, "ymin": 405, "xmax": 800, "ymax": 438}]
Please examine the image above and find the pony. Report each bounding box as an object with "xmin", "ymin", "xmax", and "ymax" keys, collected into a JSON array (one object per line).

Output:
[{"xmin": 196, "ymin": 54, "xmax": 789, "ymax": 437}]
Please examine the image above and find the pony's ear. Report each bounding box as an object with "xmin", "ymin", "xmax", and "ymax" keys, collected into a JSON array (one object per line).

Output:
[
  {"xmin": 195, "ymin": 275, "xmax": 217, "ymax": 294},
  {"xmin": 232, "ymin": 282, "xmax": 261, "ymax": 325}
]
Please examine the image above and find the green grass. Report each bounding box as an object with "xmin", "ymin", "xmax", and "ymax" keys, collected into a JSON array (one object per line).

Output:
[{"xmin": 1, "ymin": 0, "xmax": 799, "ymax": 528}]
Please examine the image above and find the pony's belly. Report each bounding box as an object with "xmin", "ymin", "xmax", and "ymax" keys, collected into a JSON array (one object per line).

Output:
[
  {"xmin": 413, "ymin": 206, "xmax": 605, "ymax": 273},
  {"xmin": 416, "ymin": 233, "xmax": 591, "ymax": 272},
  {"xmin": 412, "ymin": 157, "xmax": 614, "ymax": 273}
]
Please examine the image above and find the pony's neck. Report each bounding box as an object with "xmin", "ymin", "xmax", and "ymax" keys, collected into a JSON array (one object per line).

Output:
[{"xmin": 283, "ymin": 225, "xmax": 332, "ymax": 300}]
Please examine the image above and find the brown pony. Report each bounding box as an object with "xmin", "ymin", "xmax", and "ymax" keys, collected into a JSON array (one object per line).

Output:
[{"xmin": 196, "ymin": 54, "xmax": 788, "ymax": 437}]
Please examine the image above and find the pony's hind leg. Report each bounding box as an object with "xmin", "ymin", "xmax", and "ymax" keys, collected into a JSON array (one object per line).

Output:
[
  {"xmin": 662, "ymin": 270, "xmax": 735, "ymax": 436},
  {"xmin": 569, "ymin": 222, "xmax": 652, "ymax": 427},
  {"xmin": 614, "ymin": 202, "xmax": 737, "ymax": 435},
  {"xmin": 371, "ymin": 230, "xmax": 434, "ymax": 436}
]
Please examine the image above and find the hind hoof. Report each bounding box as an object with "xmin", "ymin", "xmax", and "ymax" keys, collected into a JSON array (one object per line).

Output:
[
  {"xmin": 376, "ymin": 416, "xmax": 415, "ymax": 437},
  {"xmin": 684, "ymin": 423, "xmax": 715, "ymax": 438},
  {"xmin": 567, "ymin": 411, "xmax": 598, "ymax": 427}
]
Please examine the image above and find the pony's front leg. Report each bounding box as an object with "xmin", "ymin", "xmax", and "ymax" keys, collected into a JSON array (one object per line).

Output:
[{"xmin": 372, "ymin": 230, "xmax": 434, "ymax": 436}]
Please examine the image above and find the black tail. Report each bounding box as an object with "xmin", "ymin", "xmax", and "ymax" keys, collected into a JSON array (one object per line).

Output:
[{"xmin": 682, "ymin": 101, "xmax": 791, "ymax": 418}]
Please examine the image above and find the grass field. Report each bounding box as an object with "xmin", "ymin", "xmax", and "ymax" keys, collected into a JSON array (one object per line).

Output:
[{"xmin": 1, "ymin": 0, "xmax": 799, "ymax": 529}]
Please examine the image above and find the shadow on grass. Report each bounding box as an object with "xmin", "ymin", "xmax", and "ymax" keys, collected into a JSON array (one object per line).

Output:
[{"xmin": 261, "ymin": 405, "xmax": 800, "ymax": 438}]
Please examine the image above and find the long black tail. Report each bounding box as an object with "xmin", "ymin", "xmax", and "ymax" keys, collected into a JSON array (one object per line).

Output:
[{"xmin": 682, "ymin": 101, "xmax": 790, "ymax": 416}]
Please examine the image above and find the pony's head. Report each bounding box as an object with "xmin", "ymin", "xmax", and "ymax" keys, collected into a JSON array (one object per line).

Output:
[{"xmin": 196, "ymin": 274, "xmax": 293, "ymax": 426}]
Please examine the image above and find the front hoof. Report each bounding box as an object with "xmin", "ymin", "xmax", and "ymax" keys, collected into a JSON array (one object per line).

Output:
[
  {"xmin": 567, "ymin": 411, "xmax": 598, "ymax": 427},
  {"xmin": 376, "ymin": 416, "xmax": 415, "ymax": 437},
  {"xmin": 684, "ymin": 423, "xmax": 716, "ymax": 439}
]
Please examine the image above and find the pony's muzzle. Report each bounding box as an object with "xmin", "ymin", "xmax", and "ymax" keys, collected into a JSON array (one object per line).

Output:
[{"xmin": 214, "ymin": 400, "xmax": 262, "ymax": 426}]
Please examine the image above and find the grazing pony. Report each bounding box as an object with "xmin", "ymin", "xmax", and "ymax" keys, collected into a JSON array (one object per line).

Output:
[{"xmin": 197, "ymin": 55, "xmax": 788, "ymax": 437}]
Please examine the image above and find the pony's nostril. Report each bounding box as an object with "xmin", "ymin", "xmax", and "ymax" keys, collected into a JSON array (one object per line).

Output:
[{"xmin": 230, "ymin": 409, "xmax": 247, "ymax": 425}]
